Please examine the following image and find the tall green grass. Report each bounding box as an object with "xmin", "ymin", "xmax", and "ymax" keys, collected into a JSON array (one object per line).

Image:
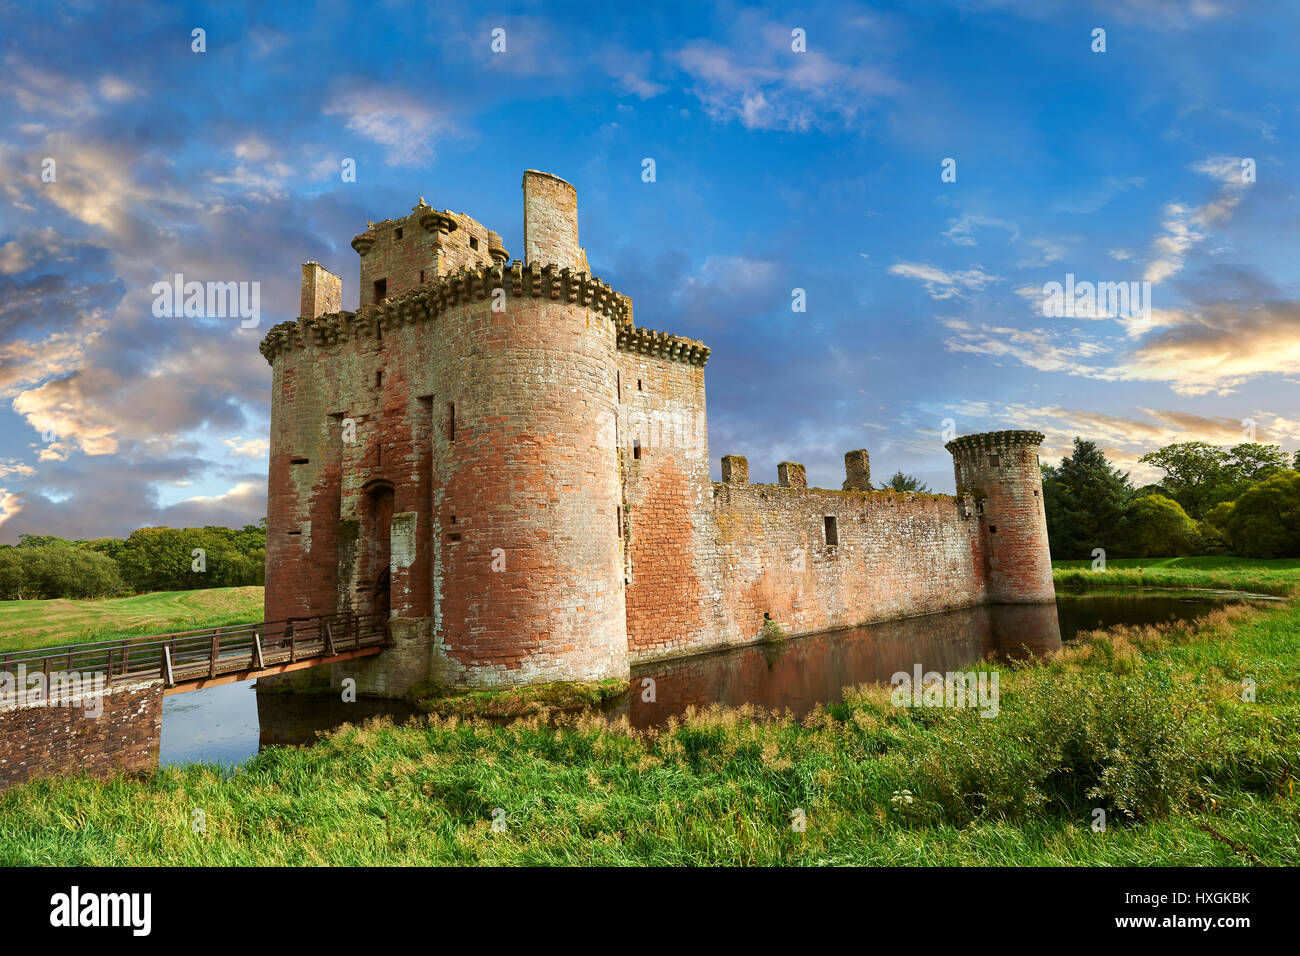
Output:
[{"xmin": 2, "ymin": 599, "xmax": 1297, "ymax": 866}]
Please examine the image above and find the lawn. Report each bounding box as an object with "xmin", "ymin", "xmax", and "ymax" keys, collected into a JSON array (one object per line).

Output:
[
  {"xmin": 0, "ymin": 587, "xmax": 265, "ymax": 653},
  {"xmin": 1053, "ymin": 556, "xmax": 1300, "ymax": 597},
  {"xmin": 2, "ymin": 588, "xmax": 1296, "ymax": 865}
]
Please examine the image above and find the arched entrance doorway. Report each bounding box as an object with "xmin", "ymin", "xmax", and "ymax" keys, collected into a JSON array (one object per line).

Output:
[{"xmin": 360, "ymin": 480, "xmax": 395, "ymax": 619}]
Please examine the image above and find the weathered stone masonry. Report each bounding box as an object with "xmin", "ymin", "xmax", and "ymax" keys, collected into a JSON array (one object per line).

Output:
[
  {"xmin": 0, "ymin": 680, "xmax": 163, "ymax": 789},
  {"xmin": 261, "ymin": 170, "xmax": 1055, "ymax": 694}
]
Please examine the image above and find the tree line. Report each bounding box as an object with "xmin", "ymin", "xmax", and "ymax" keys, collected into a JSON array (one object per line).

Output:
[
  {"xmin": 1043, "ymin": 440, "xmax": 1300, "ymax": 559},
  {"xmin": 0, "ymin": 524, "xmax": 266, "ymax": 600}
]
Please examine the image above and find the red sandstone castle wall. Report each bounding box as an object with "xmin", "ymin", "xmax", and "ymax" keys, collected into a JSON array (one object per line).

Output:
[
  {"xmin": 623, "ymin": 474, "xmax": 989, "ymax": 663},
  {"xmin": 617, "ymin": 350, "xmax": 727, "ymax": 661},
  {"xmin": 0, "ymin": 681, "xmax": 163, "ymax": 789}
]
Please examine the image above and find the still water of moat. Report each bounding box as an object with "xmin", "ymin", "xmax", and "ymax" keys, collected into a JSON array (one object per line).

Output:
[{"xmin": 159, "ymin": 589, "xmax": 1263, "ymax": 767}]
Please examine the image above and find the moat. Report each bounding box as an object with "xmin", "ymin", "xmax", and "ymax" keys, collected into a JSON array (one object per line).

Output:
[{"xmin": 160, "ymin": 590, "xmax": 1263, "ymax": 767}]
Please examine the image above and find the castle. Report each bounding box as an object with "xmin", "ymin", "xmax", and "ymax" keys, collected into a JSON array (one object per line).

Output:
[{"xmin": 259, "ymin": 170, "xmax": 1055, "ymax": 695}]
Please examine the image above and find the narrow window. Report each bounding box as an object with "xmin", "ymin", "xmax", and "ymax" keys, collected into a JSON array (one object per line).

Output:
[
  {"xmin": 394, "ymin": 227, "xmax": 404, "ymax": 240},
  {"xmin": 989, "ymin": 453, "xmax": 999, "ymax": 467},
  {"xmin": 288, "ymin": 530, "xmax": 302, "ymax": 536},
  {"xmin": 419, "ymin": 270, "xmax": 425, "ymax": 284},
  {"xmin": 450, "ymin": 515, "xmax": 456, "ymax": 524},
  {"xmin": 824, "ymin": 516, "xmax": 838, "ymax": 547},
  {"xmin": 469, "ymin": 236, "xmax": 479, "ymax": 250},
  {"xmin": 633, "ymin": 439, "xmax": 641, "ymax": 460},
  {"xmin": 447, "ymin": 402, "xmax": 455, "ymax": 442},
  {"xmin": 637, "ymin": 379, "xmax": 643, "ymax": 391},
  {"xmin": 376, "ymin": 370, "xmax": 383, "ymax": 388},
  {"xmin": 373, "ymin": 278, "xmax": 387, "ymax": 303},
  {"xmin": 989, "ymin": 525, "xmax": 998, "ymax": 534},
  {"xmin": 290, "ymin": 457, "xmax": 309, "ymax": 465}
]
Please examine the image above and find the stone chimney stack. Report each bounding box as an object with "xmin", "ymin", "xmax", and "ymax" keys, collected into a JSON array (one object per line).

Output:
[
  {"xmin": 522, "ymin": 170, "xmax": 582, "ymax": 270},
  {"xmin": 843, "ymin": 449, "xmax": 871, "ymax": 491},
  {"xmin": 300, "ymin": 262, "xmax": 341, "ymax": 320}
]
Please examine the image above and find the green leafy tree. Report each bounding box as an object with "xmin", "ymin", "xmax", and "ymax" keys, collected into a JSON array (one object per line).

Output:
[
  {"xmin": 1221, "ymin": 471, "xmax": 1300, "ymax": 557},
  {"xmin": 1118, "ymin": 494, "xmax": 1200, "ymax": 557},
  {"xmin": 1042, "ymin": 438, "xmax": 1134, "ymax": 559},
  {"xmin": 0, "ymin": 544, "xmax": 123, "ymax": 599},
  {"xmin": 16, "ymin": 534, "xmax": 68, "ymax": 549},
  {"xmin": 879, "ymin": 470, "xmax": 932, "ymax": 493},
  {"xmin": 1221, "ymin": 442, "xmax": 1290, "ymax": 500},
  {"xmin": 1138, "ymin": 442, "xmax": 1230, "ymax": 520}
]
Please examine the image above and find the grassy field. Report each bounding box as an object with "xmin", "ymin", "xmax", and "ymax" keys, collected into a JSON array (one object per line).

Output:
[
  {"xmin": 1054, "ymin": 556, "xmax": 1300, "ymax": 597},
  {"xmin": 0, "ymin": 587, "xmax": 265, "ymax": 653},
  {"xmin": 2, "ymin": 585, "xmax": 1297, "ymax": 865}
]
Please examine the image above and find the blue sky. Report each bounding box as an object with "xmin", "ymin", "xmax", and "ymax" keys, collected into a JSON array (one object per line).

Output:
[{"xmin": 1, "ymin": 0, "xmax": 1297, "ymax": 540}]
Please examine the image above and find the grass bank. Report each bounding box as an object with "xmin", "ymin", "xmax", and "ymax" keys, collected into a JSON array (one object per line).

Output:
[
  {"xmin": 409, "ymin": 678, "xmax": 629, "ymax": 718},
  {"xmin": 2, "ymin": 595, "xmax": 1297, "ymax": 865},
  {"xmin": 1053, "ymin": 556, "xmax": 1300, "ymax": 597},
  {"xmin": 0, "ymin": 587, "xmax": 265, "ymax": 653}
]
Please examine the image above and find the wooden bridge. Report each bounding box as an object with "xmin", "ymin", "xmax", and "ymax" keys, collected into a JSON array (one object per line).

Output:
[{"xmin": 0, "ymin": 611, "xmax": 390, "ymax": 696}]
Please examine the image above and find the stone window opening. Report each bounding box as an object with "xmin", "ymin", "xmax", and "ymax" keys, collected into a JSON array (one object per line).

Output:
[
  {"xmin": 373, "ymin": 278, "xmax": 387, "ymax": 303},
  {"xmin": 633, "ymin": 439, "xmax": 641, "ymax": 460},
  {"xmin": 824, "ymin": 515, "xmax": 838, "ymax": 547},
  {"xmin": 291, "ymin": 457, "xmax": 309, "ymax": 465},
  {"xmin": 376, "ymin": 370, "xmax": 383, "ymax": 388},
  {"xmin": 989, "ymin": 525, "xmax": 998, "ymax": 534},
  {"xmin": 637, "ymin": 378, "xmax": 643, "ymax": 390},
  {"xmin": 989, "ymin": 453, "xmax": 1000, "ymax": 467},
  {"xmin": 447, "ymin": 402, "xmax": 456, "ymax": 442},
  {"xmin": 394, "ymin": 227, "xmax": 404, "ymax": 240},
  {"xmin": 419, "ymin": 270, "xmax": 425, "ymax": 284},
  {"xmin": 469, "ymin": 236, "xmax": 479, "ymax": 250}
]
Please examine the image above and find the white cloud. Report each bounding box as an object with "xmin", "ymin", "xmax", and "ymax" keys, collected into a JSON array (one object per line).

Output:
[
  {"xmin": 888, "ymin": 261, "xmax": 1000, "ymax": 300},
  {"xmin": 222, "ymin": 436, "xmax": 269, "ymax": 459}
]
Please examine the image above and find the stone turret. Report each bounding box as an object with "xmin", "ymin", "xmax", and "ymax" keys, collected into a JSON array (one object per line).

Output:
[{"xmin": 945, "ymin": 430, "xmax": 1054, "ymax": 603}]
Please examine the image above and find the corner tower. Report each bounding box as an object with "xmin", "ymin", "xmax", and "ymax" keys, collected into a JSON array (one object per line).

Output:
[
  {"xmin": 946, "ymin": 430, "xmax": 1054, "ymax": 603},
  {"xmin": 261, "ymin": 171, "xmax": 629, "ymax": 690}
]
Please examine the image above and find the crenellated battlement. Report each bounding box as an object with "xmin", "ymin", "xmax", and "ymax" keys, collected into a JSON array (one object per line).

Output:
[
  {"xmin": 616, "ymin": 325, "xmax": 710, "ymax": 367},
  {"xmin": 260, "ymin": 262, "xmax": 633, "ymax": 364}
]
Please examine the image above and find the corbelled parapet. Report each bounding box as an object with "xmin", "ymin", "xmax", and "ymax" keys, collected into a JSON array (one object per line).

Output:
[
  {"xmin": 721, "ymin": 455, "xmax": 748, "ymax": 484},
  {"xmin": 944, "ymin": 430, "xmax": 1045, "ymax": 455},
  {"xmin": 259, "ymin": 262, "xmax": 632, "ymax": 364},
  {"xmin": 843, "ymin": 449, "xmax": 871, "ymax": 491},
  {"xmin": 777, "ymin": 462, "xmax": 807, "ymax": 488},
  {"xmin": 617, "ymin": 325, "xmax": 711, "ymax": 367}
]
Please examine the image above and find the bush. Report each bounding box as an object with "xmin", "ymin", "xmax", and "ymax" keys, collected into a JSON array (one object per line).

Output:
[{"xmin": 847, "ymin": 661, "xmax": 1235, "ymax": 824}]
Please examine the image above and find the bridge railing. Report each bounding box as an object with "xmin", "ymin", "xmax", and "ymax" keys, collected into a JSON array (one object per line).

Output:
[{"xmin": 0, "ymin": 610, "xmax": 389, "ymax": 690}]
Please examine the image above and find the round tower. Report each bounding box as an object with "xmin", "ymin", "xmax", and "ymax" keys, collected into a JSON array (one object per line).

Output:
[
  {"xmin": 945, "ymin": 430, "xmax": 1054, "ymax": 604},
  {"xmin": 429, "ymin": 274, "xmax": 628, "ymax": 686}
]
